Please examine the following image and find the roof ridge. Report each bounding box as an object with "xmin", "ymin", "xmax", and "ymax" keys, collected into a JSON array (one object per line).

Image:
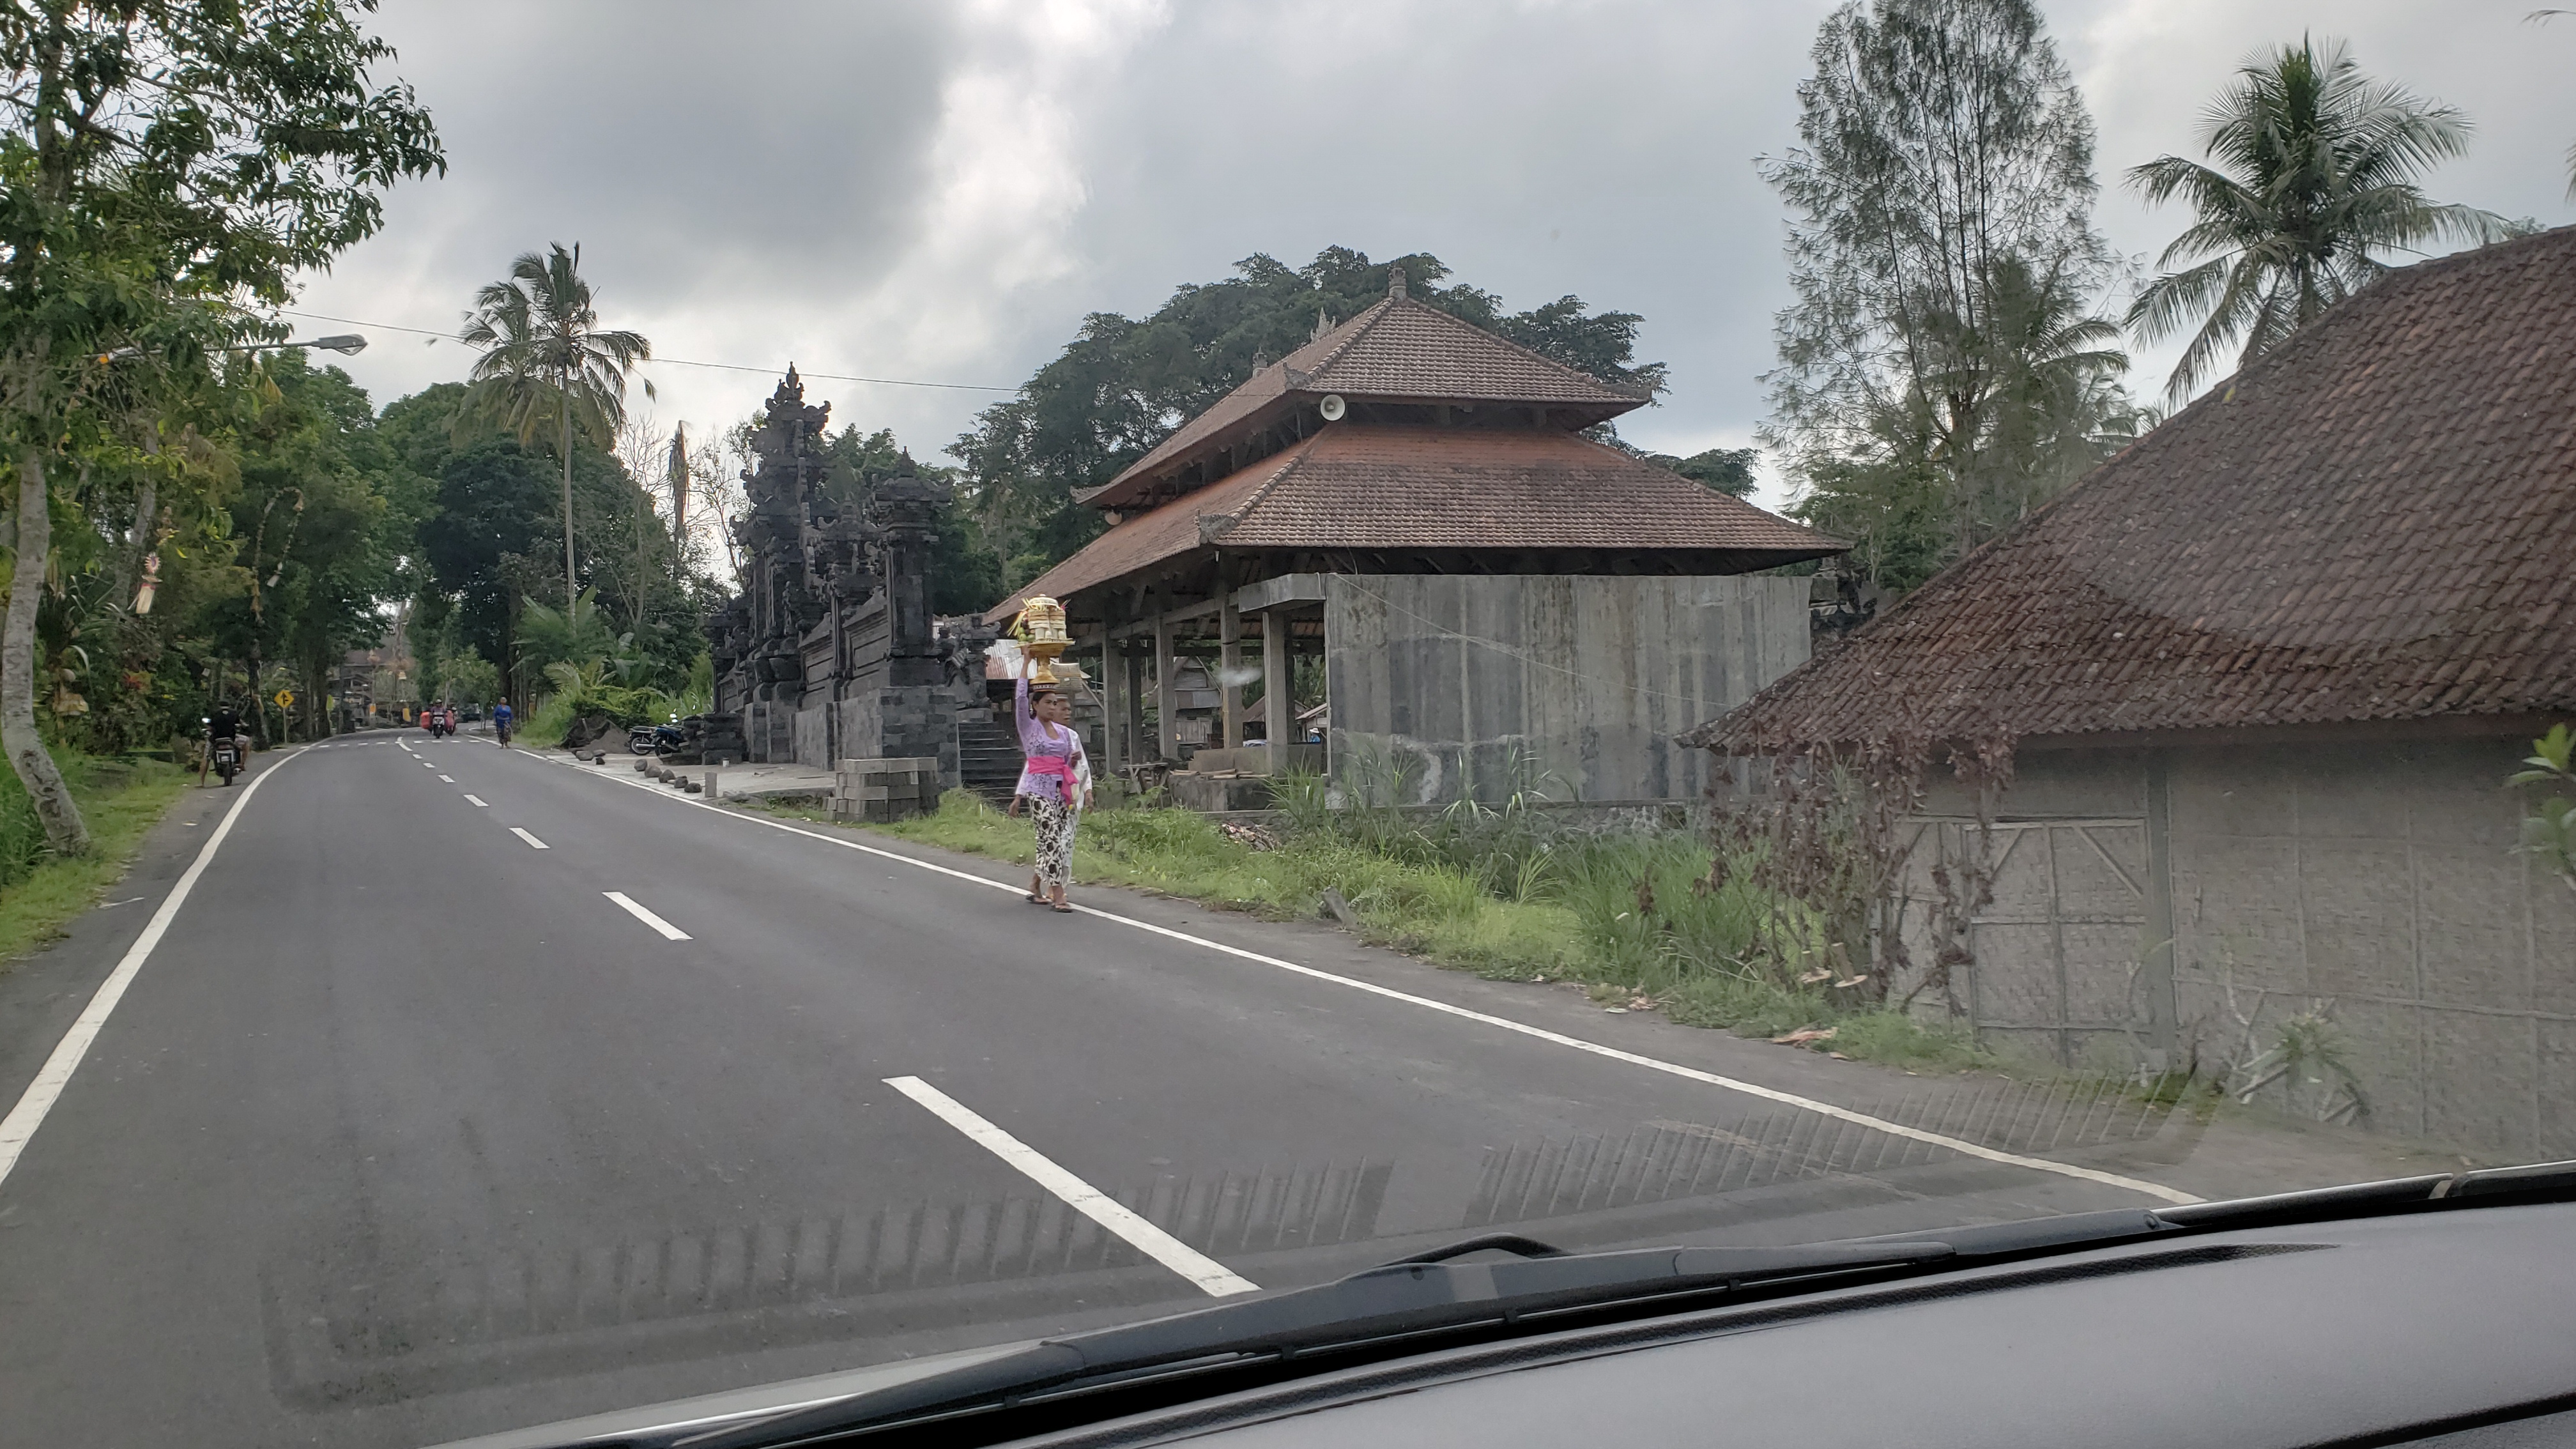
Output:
[
  {"xmin": 1286, "ymin": 297, "xmax": 1395, "ymax": 380},
  {"xmin": 1335, "ymin": 295, "xmax": 1644, "ymax": 401}
]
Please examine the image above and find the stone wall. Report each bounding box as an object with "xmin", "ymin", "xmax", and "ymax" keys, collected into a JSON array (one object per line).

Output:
[
  {"xmin": 1324, "ymin": 574, "xmax": 1809, "ymax": 805},
  {"xmin": 1899, "ymin": 735, "xmax": 2576, "ymax": 1158}
]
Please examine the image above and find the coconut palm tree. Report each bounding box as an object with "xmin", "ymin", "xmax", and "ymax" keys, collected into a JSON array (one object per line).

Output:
[
  {"xmin": 460, "ymin": 243, "xmax": 652, "ymax": 613},
  {"xmin": 2126, "ymin": 38, "xmax": 2512, "ymax": 404}
]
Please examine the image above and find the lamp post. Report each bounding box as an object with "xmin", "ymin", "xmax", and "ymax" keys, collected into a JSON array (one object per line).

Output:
[{"xmin": 95, "ymin": 333, "xmax": 369, "ymax": 364}]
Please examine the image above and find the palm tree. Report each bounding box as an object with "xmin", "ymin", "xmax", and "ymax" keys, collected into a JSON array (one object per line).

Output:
[
  {"xmin": 2126, "ymin": 38, "xmax": 2513, "ymax": 403},
  {"xmin": 460, "ymin": 243, "xmax": 653, "ymax": 613}
]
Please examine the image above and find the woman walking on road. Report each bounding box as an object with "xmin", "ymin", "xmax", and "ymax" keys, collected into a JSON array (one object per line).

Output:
[{"xmin": 1007, "ymin": 657, "xmax": 1091, "ymax": 912}]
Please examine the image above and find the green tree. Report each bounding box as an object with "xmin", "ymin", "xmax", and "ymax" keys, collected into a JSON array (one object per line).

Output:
[
  {"xmin": 1642, "ymin": 447, "xmax": 1758, "ymax": 497},
  {"xmin": 0, "ymin": 0, "xmax": 440, "ymax": 850},
  {"xmin": 2126, "ymin": 38, "xmax": 2513, "ymax": 403},
  {"xmin": 953, "ymin": 247, "xmax": 1664, "ymax": 583},
  {"xmin": 460, "ymin": 243, "xmax": 652, "ymax": 617},
  {"xmin": 1759, "ymin": 0, "xmax": 2135, "ymax": 593}
]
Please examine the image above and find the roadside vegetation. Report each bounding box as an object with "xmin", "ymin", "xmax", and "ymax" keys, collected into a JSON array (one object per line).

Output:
[
  {"xmin": 0, "ymin": 751, "xmax": 191, "ymax": 965},
  {"xmin": 766, "ymin": 781, "xmax": 1990, "ymax": 1075}
]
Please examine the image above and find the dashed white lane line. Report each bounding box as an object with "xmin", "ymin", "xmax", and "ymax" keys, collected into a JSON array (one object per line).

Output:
[
  {"xmin": 438, "ymin": 774, "xmax": 454, "ymax": 783},
  {"xmin": 885, "ymin": 1075, "xmax": 1259, "ymax": 1297},
  {"xmin": 509, "ymin": 827, "xmax": 549, "ymax": 849},
  {"xmin": 603, "ymin": 892, "xmax": 691, "ymax": 940},
  {"xmin": 549, "ymin": 753, "xmax": 2198, "ymax": 1208},
  {"xmin": 0, "ymin": 748, "xmax": 309, "ymax": 1188},
  {"xmin": 464, "ymin": 795, "xmax": 489, "ymax": 808}
]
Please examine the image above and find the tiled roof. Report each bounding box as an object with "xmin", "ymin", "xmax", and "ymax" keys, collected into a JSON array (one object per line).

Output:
[
  {"xmin": 1684, "ymin": 226, "xmax": 2576, "ymax": 755},
  {"xmin": 990, "ymin": 425, "xmax": 1841, "ymax": 621},
  {"xmin": 1090, "ymin": 296, "xmax": 1645, "ymax": 508}
]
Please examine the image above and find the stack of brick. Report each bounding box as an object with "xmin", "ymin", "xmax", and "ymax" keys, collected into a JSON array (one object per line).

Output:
[{"xmin": 831, "ymin": 756, "xmax": 940, "ymax": 822}]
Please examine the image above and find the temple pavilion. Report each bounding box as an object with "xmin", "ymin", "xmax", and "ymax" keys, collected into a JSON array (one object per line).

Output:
[{"xmin": 990, "ymin": 272, "xmax": 1840, "ymax": 807}]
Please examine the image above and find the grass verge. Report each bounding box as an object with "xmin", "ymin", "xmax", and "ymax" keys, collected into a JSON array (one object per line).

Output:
[
  {"xmin": 758, "ymin": 789, "xmax": 1992, "ymax": 1076},
  {"xmin": 0, "ymin": 753, "xmax": 193, "ymax": 966}
]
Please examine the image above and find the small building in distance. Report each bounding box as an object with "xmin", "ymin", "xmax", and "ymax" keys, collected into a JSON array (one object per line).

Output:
[
  {"xmin": 1685, "ymin": 227, "xmax": 2576, "ymax": 1158},
  {"xmin": 991, "ymin": 272, "xmax": 1841, "ymax": 808}
]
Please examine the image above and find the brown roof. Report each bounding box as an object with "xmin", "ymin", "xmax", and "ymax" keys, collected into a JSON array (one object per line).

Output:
[
  {"xmin": 1086, "ymin": 295, "xmax": 1645, "ymax": 509},
  {"xmin": 1685, "ymin": 226, "xmax": 2576, "ymax": 755},
  {"xmin": 990, "ymin": 424, "xmax": 1841, "ymax": 621}
]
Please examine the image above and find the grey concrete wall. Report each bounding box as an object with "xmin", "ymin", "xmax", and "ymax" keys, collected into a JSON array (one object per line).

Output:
[
  {"xmin": 1324, "ymin": 574, "xmax": 1809, "ymax": 806},
  {"xmin": 1899, "ymin": 737, "xmax": 2576, "ymax": 1159}
]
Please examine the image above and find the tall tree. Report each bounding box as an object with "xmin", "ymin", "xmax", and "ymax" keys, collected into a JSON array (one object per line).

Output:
[
  {"xmin": 1758, "ymin": 0, "xmax": 2132, "ymax": 592},
  {"xmin": 2128, "ymin": 39, "xmax": 2513, "ymax": 403},
  {"xmin": 0, "ymin": 0, "xmax": 441, "ymax": 850},
  {"xmin": 459, "ymin": 243, "xmax": 652, "ymax": 615}
]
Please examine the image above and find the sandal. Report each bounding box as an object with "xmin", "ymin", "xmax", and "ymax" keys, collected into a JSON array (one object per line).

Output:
[
  {"xmin": 1051, "ymin": 902, "xmax": 1075, "ymax": 914},
  {"xmin": 1025, "ymin": 891, "xmax": 1046, "ymax": 905}
]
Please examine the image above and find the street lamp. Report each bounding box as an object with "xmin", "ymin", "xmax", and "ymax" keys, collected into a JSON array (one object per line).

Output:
[{"xmin": 93, "ymin": 333, "xmax": 367, "ymax": 364}]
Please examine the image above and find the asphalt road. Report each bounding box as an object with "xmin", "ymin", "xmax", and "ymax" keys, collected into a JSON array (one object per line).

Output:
[{"xmin": 0, "ymin": 732, "xmax": 2382, "ymax": 1447}]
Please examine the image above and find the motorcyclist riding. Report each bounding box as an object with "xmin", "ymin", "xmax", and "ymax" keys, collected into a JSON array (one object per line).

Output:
[{"xmin": 205, "ymin": 703, "xmax": 248, "ymax": 786}]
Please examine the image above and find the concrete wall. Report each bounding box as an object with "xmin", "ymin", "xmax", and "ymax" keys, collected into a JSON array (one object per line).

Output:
[
  {"xmin": 1324, "ymin": 574, "xmax": 1809, "ymax": 806},
  {"xmin": 1901, "ymin": 737, "xmax": 2576, "ymax": 1158}
]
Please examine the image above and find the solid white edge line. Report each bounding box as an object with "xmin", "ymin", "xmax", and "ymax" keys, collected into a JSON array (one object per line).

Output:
[
  {"xmin": 542, "ymin": 754, "xmax": 2203, "ymax": 1206},
  {"xmin": 463, "ymin": 795, "xmax": 489, "ymax": 808},
  {"xmin": 885, "ymin": 1075, "xmax": 1259, "ymax": 1296},
  {"xmin": 604, "ymin": 891, "xmax": 691, "ymax": 940},
  {"xmin": 509, "ymin": 827, "xmax": 549, "ymax": 849},
  {"xmin": 0, "ymin": 749, "xmax": 306, "ymax": 1188}
]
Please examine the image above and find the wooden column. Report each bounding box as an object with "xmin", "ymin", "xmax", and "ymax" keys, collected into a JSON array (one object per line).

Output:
[
  {"xmin": 1218, "ymin": 594, "xmax": 1243, "ymax": 751},
  {"xmin": 1261, "ymin": 606, "xmax": 1291, "ymax": 768},
  {"xmin": 1099, "ymin": 636, "xmax": 1125, "ymax": 770},
  {"xmin": 1153, "ymin": 609, "xmax": 1177, "ymax": 762},
  {"xmin": 1124, "ymin": 643, "xmax": 1147, "ymax": 767}
]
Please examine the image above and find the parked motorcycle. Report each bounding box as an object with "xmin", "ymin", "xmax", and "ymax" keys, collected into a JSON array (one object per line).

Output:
[
  {"xmin": 648, "ymin": 714, "xmax": 691, "ymax": 758},
  {"xmin": 626, "ymin": 722, "xmax": 659, "ymax": 755}
]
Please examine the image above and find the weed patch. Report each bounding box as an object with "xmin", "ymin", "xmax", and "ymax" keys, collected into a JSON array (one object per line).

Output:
[
  {"xmin": 0, "ymin": 752, "xmax": 193, "ymax": 965},
  {"xmin": 765, "ymin": 790, "xmax": 1996, "ymax": 1077}
]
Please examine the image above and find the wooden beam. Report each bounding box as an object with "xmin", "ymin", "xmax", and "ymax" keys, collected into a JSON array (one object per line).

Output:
[{"xmin": 1153, "ymin": 609, "xmax": 1177, "ymax": 762}]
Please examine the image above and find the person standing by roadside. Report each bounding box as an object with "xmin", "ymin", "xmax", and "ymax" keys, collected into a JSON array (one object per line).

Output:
[{"xmin": 1005, "ymin": 656, "xmax": 1091, "ymax": 912}]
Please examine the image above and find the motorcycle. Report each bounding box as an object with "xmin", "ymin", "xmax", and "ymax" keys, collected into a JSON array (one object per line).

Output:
[
  {"xmin": 626, "ymin": 722, "xmax": 659, "ymax": 755},
  {"xmin": 648, "ymin": 714, "xmax": 691, "ymax": 758},
  {"xmin": 210, "ymin": 735, "xmax": 240, "ymax": 786}
]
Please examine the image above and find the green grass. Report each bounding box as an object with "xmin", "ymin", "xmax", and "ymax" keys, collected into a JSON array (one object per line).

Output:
[
  {"xmin": 0, "ymin": 753, "xmax": 193, "ymax": 965},
  {"xmin": 760, "ymin": 789, "xmax": 1991, "ymax": 1075}
]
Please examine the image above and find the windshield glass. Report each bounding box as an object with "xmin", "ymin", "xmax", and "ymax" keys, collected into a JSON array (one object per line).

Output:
[{"xmin": 0, "ymin": 3, "xmax": 2568, "ymax": 1447}]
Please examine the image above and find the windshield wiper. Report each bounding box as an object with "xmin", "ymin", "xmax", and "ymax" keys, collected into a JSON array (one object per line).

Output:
[{"xmin": 658, "ymin": 1234, "xmax": 1957, "ymax": 1449}]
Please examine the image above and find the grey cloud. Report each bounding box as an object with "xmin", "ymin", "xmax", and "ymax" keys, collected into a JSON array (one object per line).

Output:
[{"xmin": 293, "ymin": 0, "xmax": 2575, "ymax": 509}]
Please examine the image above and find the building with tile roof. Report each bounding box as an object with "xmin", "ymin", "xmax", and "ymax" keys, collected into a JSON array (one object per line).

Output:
[
  {"xmin": 1682, "ymin": 228, "xmax": 2576, "ymax": 1158},
  {"xmin": 986, "ymin": 272, "xmax": 1842, "ymax": 806}
]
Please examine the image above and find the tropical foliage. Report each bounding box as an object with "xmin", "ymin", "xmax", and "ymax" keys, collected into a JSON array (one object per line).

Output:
[
  {"xmin": 2126, "ymin": 38, "xmax": 2514, "ymax": 402},
  {"xmin": 0, "ymin": 0, "xmax": 441, "ymax": 850},
  {"xmin": 1759, "ymin": 0, "xmax": 2145, "ymax": 595},
  {"xmin": 460, "ymin": 243, "xmax": 654, "ymax": 615}
]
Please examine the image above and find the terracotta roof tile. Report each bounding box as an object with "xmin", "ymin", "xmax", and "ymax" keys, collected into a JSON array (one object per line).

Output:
[
  {"xmin": 1094, "ymin": 296, "xmax": 1643, "ymax": 505},
  {"xmin": 1685, "ymin": 226, "xmax": 2576, "ymax": 754},
  {"xmin": 991, "ymin": 425, "xmax": 1839, "ymax": 621}
]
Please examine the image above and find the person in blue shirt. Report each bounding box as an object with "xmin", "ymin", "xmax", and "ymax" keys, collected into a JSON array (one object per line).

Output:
[{"xmin": 492, "ymin": 699, "xmax": 514, "ymax": 747}]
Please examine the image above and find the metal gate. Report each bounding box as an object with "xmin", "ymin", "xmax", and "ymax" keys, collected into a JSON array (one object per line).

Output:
[{"xmin": 1900, "ymin": 817, "xmax": 2152, "ymax": 1067}]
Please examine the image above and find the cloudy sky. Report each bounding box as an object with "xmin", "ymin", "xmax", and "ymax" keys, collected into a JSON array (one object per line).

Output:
[{"xmin": 293, "ymin": 0, "xmax": 2575, "ymax": 510}]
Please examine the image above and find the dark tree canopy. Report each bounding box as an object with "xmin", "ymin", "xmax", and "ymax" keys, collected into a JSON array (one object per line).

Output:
[{"xmin": 953, "ymin": 246, "xmax": 1667, "ymax": 590}]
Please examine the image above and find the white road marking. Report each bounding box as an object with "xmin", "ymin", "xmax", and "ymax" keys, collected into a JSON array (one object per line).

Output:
[
  {"xmin": 464, "ymin": 795, "xmax": 489, "ymax": 808},
  {"xmin": 438, "ymin": 774, "xmax": 454, "ymax": 783},
  {"xmin": 604, "ymin": 891, "xmax": 691, "ymax": 940},
  {"xmin": 509, "ymin": 827, "xmax": 549, "ymax": 849},
  {"xmin": 553, "ymin": 757, "xmax": 2201, "ymax": 1207},
  {"xmin": 0, "ymin": 749, "xmax": 308, "ymax": 1188},
  {"xmin": 885, "ymin": 1075, "xmax": 1259, "ymax": 1297}
]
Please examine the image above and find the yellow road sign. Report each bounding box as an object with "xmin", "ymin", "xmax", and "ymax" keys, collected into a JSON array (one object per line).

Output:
[{"xmin": 273, "ymin": 689, "xmax": 295, "ymax": 709}]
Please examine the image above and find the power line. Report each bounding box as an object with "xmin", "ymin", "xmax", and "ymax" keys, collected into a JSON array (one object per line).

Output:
[{"xmin": 270, "ymin": 308, "xmax": 1015, "ymax": 393}]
